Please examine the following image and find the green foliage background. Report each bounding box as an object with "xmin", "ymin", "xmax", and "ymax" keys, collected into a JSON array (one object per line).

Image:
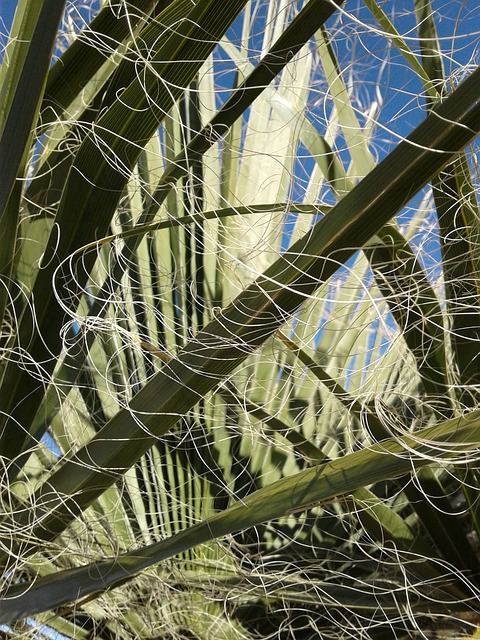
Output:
[{"xmin": 1, "ymin": 0, "xmax": 480, "ymax": 637}]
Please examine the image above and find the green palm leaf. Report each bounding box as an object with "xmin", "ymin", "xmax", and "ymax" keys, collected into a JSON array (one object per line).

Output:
[
  {"xmin": 3, "ymin": 63, "xmax": 480, "ymax": 561},
  {"xmin": 2, "ymin": 2, "xmax": 480, "ymax": 637},
  {"xmin": 3, "ymin": 407, "xmax": 479, "ymax": 621}
]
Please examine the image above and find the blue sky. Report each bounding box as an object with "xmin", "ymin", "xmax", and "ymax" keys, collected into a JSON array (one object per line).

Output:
[
  {"xmin": 0, "ymin": 0, "xmax": 18, "ymax": 40},
  {"xmin": 0, "ymin": 0, "xmax": 14, "ymax": 33}
]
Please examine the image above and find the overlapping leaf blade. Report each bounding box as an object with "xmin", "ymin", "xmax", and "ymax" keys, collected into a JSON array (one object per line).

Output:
[{"xmin": 3, "ymin": 407, "xmax": 479, "ymax": 621}]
